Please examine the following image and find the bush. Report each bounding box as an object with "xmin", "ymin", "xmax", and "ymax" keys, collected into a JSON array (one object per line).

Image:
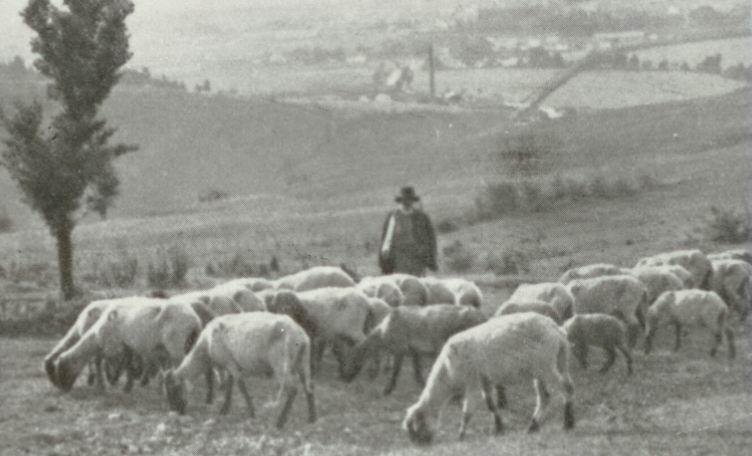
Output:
[
  {"xmin": 83, "ymin": 251, "xmax": 139, "ymax": 288},
  {"xmin": 147, "ymin": 245, "xmax": 190, "ymax": 288},
  {"xmin": 704, "ymin": 206, "xmax": 751, "ymax": 243},
  {"xmin": 485, "ymin": 249, "xmax": 531, "ymax": 275},
  {"xmin": 443, "ymin": 240, "xmax": 476, "ymax": 273},
  {"xmin": 206, "ymin": 252, "xmax": 272, "ymax": 278},
  {"xmin": 475, "ymin": 181, "xmax": 519, "ymax": 220}
]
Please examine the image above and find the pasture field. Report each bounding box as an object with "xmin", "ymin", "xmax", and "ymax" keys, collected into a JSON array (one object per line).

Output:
[{"xmin": 1, "ymin": 292, "xmax": 750, "ymax": 456}]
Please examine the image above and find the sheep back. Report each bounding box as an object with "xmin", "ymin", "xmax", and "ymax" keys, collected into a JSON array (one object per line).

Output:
[
  {"xmin": 276, "ymin": 266, "xmax": 356, "ymax": 292},
  {"xmin": 558, "ymin": 263, "xmax": 627, "ymax": 285},
  {"xmin": 495, "ymin": 300, "xmax": 562, "ymax": 324},
  {"xmin": 508, "ymin": 282, "xmax": 574, "ymax": 320}
]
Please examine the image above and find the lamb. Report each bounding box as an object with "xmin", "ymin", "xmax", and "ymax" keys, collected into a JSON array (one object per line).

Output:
[
  {"xmin": 338, "ymin": 304, "xmax": 487, "ymax": 396},
  {"xmin": 164, "ymin": 313, "xmax": 316, "ymax": 429},
  {"xmin": 356, "ymin": 278, "xmax": 405, "ymax": 307},
  {"xmin": 365, "ymin": 297, "xmax": 392, "ymax": 331},
  {"xmin": 295, "ymin": 287, "xmax": 372, "ymax": 373},
  {"xmin": 636, "ymin": 250, "xmax": 713, "ymax": 289},
  {"xmin": 494, "ymin": 300, "xmax": 562, "ymax": 324},
  {"xmin": 562, "ymin": 314, "xmax": 632, "ymax": 375},
  {"xmin": 558, "ymin": 263, "xmax": 628, "ymax": 285},
  {"xmin": 265, "ymin": 290, "xmax": 319, "ymax": 341},
  {"xmin": 709, "ymin": 259, "xmax": 752, "ymax": 320},
  {"xmin": 507, "ymin": 282, "xmax": 575, "ymax": 321},
  {"xmin": 55, "ymin": 298, "xmax": 202, "ymax": 392},
  {"xmin": 566, "ymin": 275, "xmax": 647, "ymax": 347},
  {"xmin": 628, "ymin": 267, "xmax": 685, "ymax": 319},
  {"xmin": 402, "ymin": 312, "xmax": 574, "ymax": 444},
  {"xmin": 644, "ymin": 290, "xmax": 735, "ymax": 359},
  {"xmin": 645, "ymin": 264, "xmax": 694, "ymax": 289},
  {"xmin": 275, "ymin": 266, "xmax": 356, "ymax": 291},
  {"xmin": 442, "ymin": 278, "xmax": 484, "ymax": 308}
]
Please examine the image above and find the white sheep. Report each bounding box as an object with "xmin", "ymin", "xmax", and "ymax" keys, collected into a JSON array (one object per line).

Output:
[
  {"xmin": 507, "ymin": 282, "xmax": 575, "ymax": 321},
  {"xmin": 163, "ymin": 312, "xmax": 316, "ymax": 429},
  {"xmin": 558, "ymin": 263, "xmax": 628, "ymax": 285},
  {"xmin": 628, "ymin": 267, "xmax": 685, "ymax": 319},
  {"xmin": 636, "ymin": 249, "xmax": 713, "ymax": 289},
  {"xmin": 402, "ymin": 313, "xmax": 575, "ymax": 444},
  {"xmin": 207, "ymin": 281, "xmax": 266, "ymax": 312},
  {"xmin": 495, "ymin": 300, "xmax": 562, "ymax": 324},
  {"xmin": 644, "ymin": 290, "xmax": 735, "ymax": 358},
  {"xmin": 220, "ymin": 277, "xmax": 276, "ymax": 292},
  {"xmin": 708, "ymin": 249, "xmax": 752, "ymax": 265},
  {"xmin": 365, "ymin": 297, "xmax": 392, "ymax": 331},
  {"xmin": 566, "ymin": 274, "xmax": 647, "ymax": 347},
  {"xmin": 420, "ymin": 277, "xmax": 457, "ymax": 305},
  {"xmin": 55, "ymin": 298, "xmax": 202, "ymax": 392},
  {"xmin": 644, "ymin": 264, "xmax": 694, "ymax": 289},
  {"xmin": 710, "ymin": 259, "xmax": 752, "ymax": 320},
  {"xmin": 356, "ymin": 278, "xmax": 405, "ymax": 307},
  {"xmin": 361, "ymin": 274, "xmax": 428, "ymax": 307},
  {"xmin": 296, "ymin": 287, "xmax": 372, "ymax": 373},
  {"xmin": 338, "ymin": 304, "xmax": 487, "ymax": 396},
  {"xmin": 562, "ymin": 314, "xmax": 632, "ymax": 375},
  {"xmin": 275, "ymin": 266, "xmax": 356, "ymax": 291},
  {"xmin": 442, "ymin": 278, "xmax": 484, "ymax": 308}
]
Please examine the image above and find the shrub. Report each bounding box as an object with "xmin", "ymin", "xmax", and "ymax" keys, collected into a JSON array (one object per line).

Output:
[
  {"xmin": 147, "ymin": 245, "xmax": 190, "ymax": 288},
  {"xmin": 442, "ymin": 240, "xmax": 476, "ymax": 273},
  {"xmin": 475, "ymin": 181, "xmax": 519, "ymax": 219},
  {"xmin": 83, "ymin": 251, "xmax": 139, "ymax": 288},
  {"xmin": 485, "ymin": 249, "xmax": 531, "ymax": 275},
  {"xmin": 704, "ymin": 206, "xmax": 751, "ymax": 243}
]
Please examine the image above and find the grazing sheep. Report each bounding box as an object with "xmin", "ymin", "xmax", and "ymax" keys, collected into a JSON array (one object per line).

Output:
[
  {"xmin": 296, "ymin": 287, "xmax": 372, "ymax": 373},
  {"xmin": 645, "ymin": 290, "xmax": 735, "ymax": 359},
  {"xmin": 402, "ymin": 313, "xmax": 574, "ymax": 444},
  {"xmin": 365, "ymin": 297, "xmax": 392, "ymax": 331},
  {"xmin": 566, "ymin": 275, "xmax": 647, "ymax": 347},
  {"xmin": 710, "ymin": 259, "xmax": 752, "ymax": 320},
  {"xmin": 708, "ymin": 249, "xmax": 752, "ymax": 265},
  {"xmin": 495, "ymin": 300, "xmax": 562, "ymax": 324},
  {"xmin": 562, "ymin": 314, "xmax": 632, "ymax": 375},
  {"xmin": 420, "ymin": 277, "xmax": 457, "ymax": 305},
  {"xmin": 275, "ymin": 266, "xmax": 356, "ymax": 292},
  {"xmin": 339, "ymin": 304, "xmax": 487, "ymax": 396},
  {"xmin": 507, "ymin": 282, "xmax": 575, "ymax": 321},
  {"xmin": 644, "ymin": 264, "xmax": 694, "ymax": 289},
  {"xmin": 442, "ymin": 278, "xmax": 484, "ymax": 308},
  {"xmin": 558, "ymin": 263, "xmax": 628, "ymax": 285},
  {"xmin": 636, "ymin": 250, "xmax": 713, "ymax": 290},
  {"xmin": 628, "ymin": 267, "xmax": 685, "ymax": 319},
  {"xmin": 356, "ymin": 278, "xmax": 405, "ymax": 308},
  {"xmin": 360, "ymin": 274, "xmax": 428, "ymax": 307},
  {"xmin": 265, "ymin": 290, "xmax": 318, "ymax": 341},
  {"xmin": 220, "ymin": 277, "xmax": 276, "ymax": 292},
  {"xmin": 207, "ymin": 282, "xmax": 266, "ymax": 312},
  {"xmin": 55, "ymin": 298, "xmax": 202, "ymax": 392},
  {"xmin": 164, "ymin": 313, "xmax": 316, "ymax": 429}
]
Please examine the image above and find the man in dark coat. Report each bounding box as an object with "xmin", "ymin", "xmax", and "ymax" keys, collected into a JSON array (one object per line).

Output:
[{"xmin": 379, "ymin": 186, "xmax": 437, "ymax": 276}]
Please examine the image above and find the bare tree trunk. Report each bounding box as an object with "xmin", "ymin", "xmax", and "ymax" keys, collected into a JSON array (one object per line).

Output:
[{"xmin": 55, "ymin": 222, "xmax": 76, "ymax": 300}]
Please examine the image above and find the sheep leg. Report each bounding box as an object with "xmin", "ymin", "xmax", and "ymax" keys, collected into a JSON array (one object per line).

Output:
[
  {"xmin": 383, "ymin": 354, "xmax": 404, "ymax": 396},
  {"xmin": 527, "ymin": 379, "xmax": 550, "ymax": 433},
  {"xmin": 481, "ymin": 376, "xmax": 503, "ymax": 435},
  {"xmin": 673, "ymin": 321, "xmax": 682, "ymax": 352},
  {"xmin": 236, "ymin": 378, "xmax": 256, "ymax": 418},
  {"xmin": 275, "ymin": 385, "xmax": 298, "ymax": 429},
  {"xmin": 599, "ymin": 347, "xmax": 616, "ymax": 374},
  {"xmin": 312, "ymin": 339, "xmax": 327, "ymax": 375},
  {"xmin": 616, "ymin": 343, "xmax": 633, "ymax": 375},
  {"xmin": 410, "ymin": 350, "xmax": 424, "ymax": 386},
  {"xmin": 457, "ymin": 393, "xmax": 477, "ymax": 441},
  {"xmin": 204, "ymin": 367, "xmax": 215, "ymax": 404},
  {"xmin": 298, "ymin": 369, "xmax": 316, "ymax": 423},
  {"xmin": 495, "ymin": 384, "xmax": 507, "ymax": 409},
  {"xmin": 644, "ymin": 327, "xmax": 656, "ymax": 355},
  {"xmin": 219, "ymin": 375, "xmax": 234, "ymax": 415},
  {"xmin": 724, "ymin": 327, "xmax": 735, "ymax": 359},
  {"xmin": 709, "ymin": 330, "xmax": 722, "ymax": 358}
]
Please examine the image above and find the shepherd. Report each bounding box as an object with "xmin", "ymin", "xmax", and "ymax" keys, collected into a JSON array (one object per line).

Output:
[{"xmin": 379, "ymin": 186, "xmax": 438, "ymax": 276}]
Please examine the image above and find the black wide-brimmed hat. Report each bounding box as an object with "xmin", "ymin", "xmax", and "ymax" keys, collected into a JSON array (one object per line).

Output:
[{"xmin": 395, "ymin": 186, "xmax": 420, "ymax": 203}]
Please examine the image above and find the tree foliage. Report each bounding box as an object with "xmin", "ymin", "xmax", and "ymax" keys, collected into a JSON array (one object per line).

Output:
[{"xmin": 0, "ymin": 0, "xmax": 137, "ymax": 298}]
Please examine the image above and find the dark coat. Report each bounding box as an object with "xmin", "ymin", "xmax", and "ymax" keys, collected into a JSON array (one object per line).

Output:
[{"xmin": 378, "ymin": 209, "xmax": 437, "ymax": 275}]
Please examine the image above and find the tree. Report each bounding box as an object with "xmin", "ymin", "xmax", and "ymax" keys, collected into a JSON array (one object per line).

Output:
[{"xmin": 0, "ymin": 0, "xmax": 137, "ymax": 299}]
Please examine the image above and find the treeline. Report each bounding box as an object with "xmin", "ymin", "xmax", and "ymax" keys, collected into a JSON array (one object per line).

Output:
[
  {"xmin": 591, "ymin": 51, "xmax": 752, "ymax": 82},
  {"xmin": 473, "ymin": 4, "xmax": 750, "ymax": 36}
]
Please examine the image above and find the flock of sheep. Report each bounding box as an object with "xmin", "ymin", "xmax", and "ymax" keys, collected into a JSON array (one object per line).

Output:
[{"xmin": 41, "ymin": 247, "xmax": 750, "ymax": 445}]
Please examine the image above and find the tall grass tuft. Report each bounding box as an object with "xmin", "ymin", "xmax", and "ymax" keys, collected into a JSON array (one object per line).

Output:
[{"xmin": 147, "ymin": 245, "xmax": 190, "ymax": 288}]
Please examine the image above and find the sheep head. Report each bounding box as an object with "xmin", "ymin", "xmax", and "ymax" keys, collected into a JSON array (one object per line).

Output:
[
  {"xmin": 164, "ymin": 371, "xmax": 187, "ymax": 415},
  {"xmin": 43, "ymin": 357, "xmax": 59, "ymax": 388},
  {"xmin": 55, "ymin": 358, "xmax": 80, "ymax": 392},
  {"xmin": 403, "ymin": 409, "xmax": 434, "ymax": 445}
]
